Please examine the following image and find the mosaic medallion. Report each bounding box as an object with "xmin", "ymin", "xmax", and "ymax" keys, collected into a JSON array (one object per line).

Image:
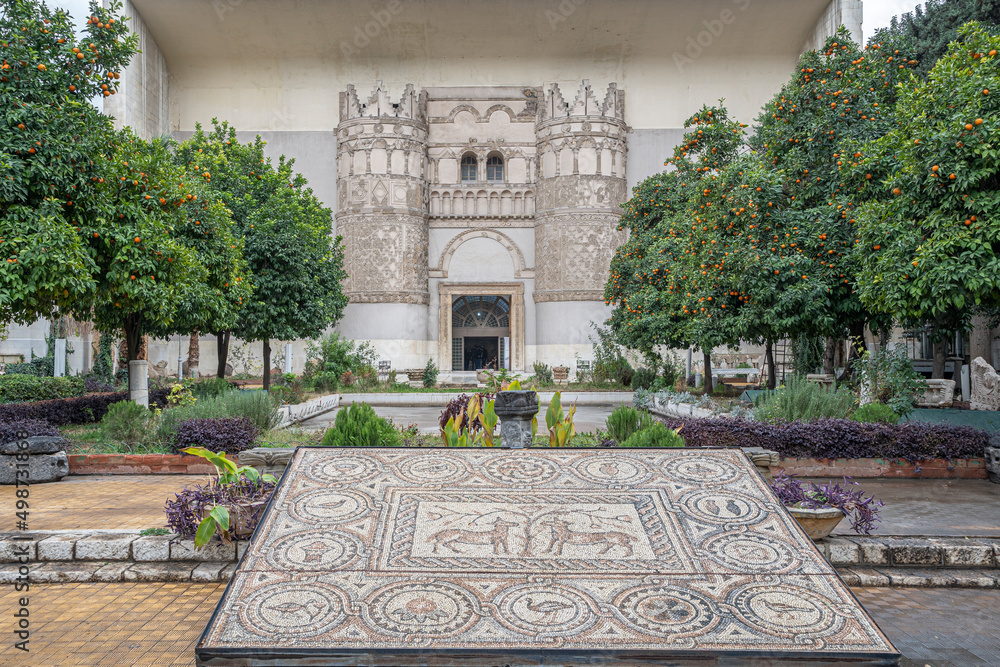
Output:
[
  {"xmin": 617, "ymin": 585, "xmax": 719, "ymax": 639},
  {"xmin": 494, "ymin": 584, "xmax": 599, "ymax": 636},
  {"xmin": 304, "ymin": 453, "xmax": 381, "ymax": 485},
  {"xmin": 680, "ymin": 489, "xmax": 768, "ymax": 526},
  {"xmin": 663, "ymin": 455, "xmax": 742, "ymax": 486},
  {"xmin": 288, "ymin": 489, "xmax": 369, "ymax": 524},
  {"xmin": 731, "ymin": 582, "xmax": 842, "ymax": 639},
  {"xmin": 265, "ymin": 530, "xmax": 364, "ymax": 571},
  {"xmin": 237, "ymin": 582, "xmax": 348, "ymax": 638},
  {"xmin": 481, "ymin": 455, "xmax": 561, "ymax": 486},
  {"xmin": 394, "ymin": 454, "xmax": 473, "ymax": 485},
  {"xmin": 702, "ymin": 533, "xmax": 800, "ymax": 574},
  {"xmin": 365, "ymin": 581, "xmax": 479, "ymax": 637},
  {"xmin": 570, "ymin": 454, "xmax": 652, "ymax": 486}
]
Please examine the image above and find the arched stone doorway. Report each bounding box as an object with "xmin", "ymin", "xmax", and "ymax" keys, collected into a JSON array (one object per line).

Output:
[
  {"xmin": 451, "ymin": 295, "xmax": 511, "ymax": 371},
  {"xmin": 438, "ymin": 283, "xmax": 525, "ymax": 372}
]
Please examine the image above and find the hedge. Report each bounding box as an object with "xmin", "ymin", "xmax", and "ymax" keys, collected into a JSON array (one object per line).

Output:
[
  {"xmin": 659, "ymin": 417, "xmax": 988, "ymax": 462},
  {"xmin": 0, "ymin": 374, "xmax": 86, "ymax": 403},
  {"xmin": 0, "ymin": 389, "xmax": 170, "ymax": 427},
  {"xmin": 174, "ymin": 417, "xmax": 261, "ymax": 455},
  {"xmin": 0, "ymin": 419, "xmax": 61, "ymax": 444}
]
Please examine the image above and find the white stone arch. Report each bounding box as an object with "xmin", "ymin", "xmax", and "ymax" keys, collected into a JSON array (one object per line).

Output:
[
  {"xmin": 483, "ymin": 104, "xmax": 517, "ymax": 122},
  {"xmin": 434, "ymin": 229, "xmax": 530, "ymax": 278},
  {"xmin": 447, "ymin": 104, "xmax": 484, "ymax": 123}
]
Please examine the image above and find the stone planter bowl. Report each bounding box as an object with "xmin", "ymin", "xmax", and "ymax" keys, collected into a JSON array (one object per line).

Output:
[
  {"xmin": 786, "ymin": 505, "xmax": 845, "ymax": 541},
  {"xmin": 476, "ymin": 370, "xmax": 491, "ymax": 383}
]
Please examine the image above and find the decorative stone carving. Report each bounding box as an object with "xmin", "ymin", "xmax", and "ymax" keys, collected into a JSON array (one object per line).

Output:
[
  {"xmin": 404, "ymin": 368, "xmax": 425, "ymax": 389},
  {"xmin": 741, "ymin": 447, "xmax": 781, "ymax": 482},
  {"xmin": 805, "ymin": 374, "xmax": 836, "ymax": 390},
  {"xmin": 239, "ymin": 448, "xmax": 295, "ymax": 477},
  {"xmin": 987, "ymin": 434, "xmax": 1000, "ymax": 484},
  {"xmin": 970, "ymin": 357, "xmax": 1000, "ymax": 411},
  {"xmin": 916, "ymin": 379, "xmax": 956, "ymax": 408},
  {"xmin": 534, "ymin": 214, "xmax": 625, "ymax": 297},
  {"xmin": 494, "ymin": 390, "xmax": 540, "ymax": 449},
  {"xmin": 338, "ymin": 216, "xmax": 429, "ymax": 305}
]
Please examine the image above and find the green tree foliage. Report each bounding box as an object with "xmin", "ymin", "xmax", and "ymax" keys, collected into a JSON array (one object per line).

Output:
[
  {"xmin": 751, "ymin": 30, "xmax": 917, "ymax": 351},
  {"xmin": 853, "ymin": 24, "xmax": 1000, "ymax": 354},
  {"xmin": 875, "ymin": 0, "xmax": 1000, "ymax": 77},
  {"xmin": 86, "ymin": 132, "xmax": 246, "ymax": 362},
  {"xmin": 175, "ymin": 121, "xmax": 348, "ymax": 388},
  {"xmin": 0, "ymin": 0, "xmax": 137, "ymax": 323}
]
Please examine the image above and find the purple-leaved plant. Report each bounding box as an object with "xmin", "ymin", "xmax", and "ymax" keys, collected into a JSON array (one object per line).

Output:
[
  {"xmin": 770, "ymin": 472, "xmax": 883, "ymax": 535},
  {"xmin": 164, "ymin": 477, "xmax": 276, "ymax": 540}
]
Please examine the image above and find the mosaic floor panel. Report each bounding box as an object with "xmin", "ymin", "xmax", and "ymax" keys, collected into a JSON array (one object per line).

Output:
[{"xmin": 197, "ymin": 448, "xmax": 898, "ymax": 665}]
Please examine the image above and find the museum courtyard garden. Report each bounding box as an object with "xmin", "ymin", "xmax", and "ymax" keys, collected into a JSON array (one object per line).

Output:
[{"xmin": 3, "ymin": 0, "xmax": 1000, "ymax": 665}]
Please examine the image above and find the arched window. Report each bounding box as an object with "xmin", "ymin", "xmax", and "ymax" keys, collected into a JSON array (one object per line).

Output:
[
  {"xmin": 460, "ymin": 154, "xmax": 477, "ymax": 183},
  {"xmin": 452, "ymin": 295, "xmax": 510, "ymax": 329},
  {"xmin": 486, "ymin": 154, "xmax": 504, "ymax": 182}
]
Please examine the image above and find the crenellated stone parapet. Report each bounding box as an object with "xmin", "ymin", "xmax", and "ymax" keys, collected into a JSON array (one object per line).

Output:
[
  {"xmin": 534, "ymin": 80, "xmax": 628, "ymax": 302},
  {"xmin": 337, "ymin": 82, "xmax": 430, "ymax": 305}
]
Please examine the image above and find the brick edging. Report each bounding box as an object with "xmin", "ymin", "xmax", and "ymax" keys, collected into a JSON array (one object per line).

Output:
[
  {"xmin": 777, "ymin": 456, "xmax": 987, "ymax": 479},
  {"xmin": 68, "ymin": 454, "xmax": 216, "ymax": 475}
]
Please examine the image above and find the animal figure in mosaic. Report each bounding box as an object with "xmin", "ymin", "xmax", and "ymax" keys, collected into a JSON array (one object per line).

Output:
[
  {"xmin": 265, "ymin": 599, "xmax": 327, "ymax": 622},
  {"xmin": 429, "ymin": 518, "xmax": 519, "ymax": 555},
  {"xmin": 525, "ymin": 597, "xmax": 574, "ymax": 623},
  {"xmin": 541, "ymin": 518, "xmax": 635, "ymax": 557}
]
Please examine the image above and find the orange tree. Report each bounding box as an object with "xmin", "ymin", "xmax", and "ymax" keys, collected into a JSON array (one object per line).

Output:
[
  {"xmin": 853, "ymin": 23, "xmax": 1000, "ymax": 377},
  {"xmin": 176, "ymin": 121, "xmax": 347, "ymax": 388},
  {"xmin": 751, "ymin": 29, "xmax": 916, "ymax": 370},
  {"xmin": 0, "ymin": 0, "xmax": 136, "ymax": 323},
  {"xmin": 606, "ymin": 105, "xmax": 803, "ymax": 388},
  {"xmin": 85, "ymin": 132, "xmax": 247, "ymax": 363}
]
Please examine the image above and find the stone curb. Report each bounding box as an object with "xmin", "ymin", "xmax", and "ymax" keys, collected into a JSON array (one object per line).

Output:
[
  {"xmin": 0, "ymin": 531, "xmax": 246, "ymax": 563},
  {"xmin": 778, "ymin": 457, "xmax": 988, "ymax": 480},
  {"xmin": 339, "ymin": 391, "xmax": 634, "ymax": 407},
  {"xmin": 815, "ymin": 536, "xmax": 1000, "ymax": 568},
  {"xmin": 837, "ymin": 567, "xmax": 1000, "ymax": 589}
]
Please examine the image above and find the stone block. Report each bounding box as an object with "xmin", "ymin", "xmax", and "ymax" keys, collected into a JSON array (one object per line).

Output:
[
  {"xmin": 986, "ymin": 446, "xmax": 1000, "ymax": 485},
  {"xmin": 236, "ymin": 540, "xmax": 249, "ymax": 560},
  {"xmin": 192, "ymin": 562, "xmax": 228, "ymax": 582},
  {"xmin": 0, "ymin": 436, "xmax": 68, "ymax": 455},
  {"xmin": 942, "ymin": 542, "xmax": 994, "ymax": 568},
  {"xmin": 93, "ymin": 562, "xmax": 132, "ymax": 582},
  {"xmin": 836, "ymin": 569, "xmax": 861, "ymax": 586},
  {"xmin": 0, "ymin": 534, "xmax": 41, "ymax": 562},
  {"xmin": 132, "ymin": 535, "xmax": 172, "ymax": 562},
  {"xmin": 949, "ymin": 571, "xmax": 999, "ymax": 588},
  {"xmin": 75, "ymin": 534, "xmax": 135, "ymax": 561},
  {"xmin": 884, "ymin": 568, "xmax": 952, "ymax": 588},
  {"xmin": 30, "ymin": 562, "xmax": 104, "ymax": 583},
  {"xmin": 36, "ymin": 534, "xmax": 81, "ymax": 561},
  {"xmin": 823, "ymin": 537, "xmax": 860, "ymax": 566},
  {"xmin": 123, "ymin": 562, "xmax": 194, "ymax": 582},
  {"xmin": 0, "ymin": 451, "xmax": 69, "ymax": 484},
  {"xmin": 0, "ymin": 563, "xmax": 27, "ymax": 584},
  {"xmin": 971, "ymin": 356, "xmax": 1000, "ymax": 411},
  {"xmin": 848, "ymin": 567, "xmax": 890, "ymax": 587},
  {"xmin": 888, "ymin": 539, "xmax": 941, "ymax": 566},
  {"xmin": 858, "ymin": 539, "xmax": 889, "ymax": 565},
  {"xmin": 916, "ymin": 379, "xmax": 956, "ymax": 408},
  {"xmin": 220, "ymin": 563, "xmax": 238, "ymax": 580},
  {"xmin": 169, "ymin": 539, "xmax": 236, "ymax": 562},
  {"xmin": 238, "ymin": 448, "xmax": 294, "ymax": 476}
]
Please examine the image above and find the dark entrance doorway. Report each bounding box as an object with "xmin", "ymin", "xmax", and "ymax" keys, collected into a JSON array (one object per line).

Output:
[{"xmin": 464, "ymin": 337, "xmax": 499, "ymax": 371}]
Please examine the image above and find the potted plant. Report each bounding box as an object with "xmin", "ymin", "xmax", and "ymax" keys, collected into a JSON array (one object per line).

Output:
[{"xmin": 770, "ymin": 473, "xmax": 882, "ymax": 541}]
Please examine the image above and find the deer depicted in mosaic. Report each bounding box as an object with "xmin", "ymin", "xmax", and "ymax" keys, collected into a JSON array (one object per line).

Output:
[
  {"xmin": 429, "ymin": 518, "xmax": 519, "ymax": 555},
  {"xmin": 541, "ymin": 518, "xmax": 635, "ymax": 557}
]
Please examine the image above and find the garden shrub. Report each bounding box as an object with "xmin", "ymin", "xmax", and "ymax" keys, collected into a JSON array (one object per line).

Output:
[
  {"xmin": 157, "ymin": 389, "xmax": 281, "ymax": 443},
  {"xmin": 0, "ymin": 389, "xmax": 169, "ymax": 426},
  {"xmin": 320, "ymin": 403, "xmax": 400, "ymax": 448},
  {"xmin": 0, "ymin": 374, "xmax": 85, "ymax": 403},
  {"xmin": 851, "ymin": 402, "xmax": 900, "ymax": 425},
  {"xmin": 589, "ymin": 323, "xmax": 634, "ymax": 386},
  {"xmin": 0, "ymin": 419, "xmax": 60, "ymax": 444},
  {"xmin": 423, "ymin": 358, "xmax": 439, "ymax": 388},
  {"xmin": 630, "ymin": 368, "xmax": 657, "ymax": 391},
  {"xmin": 83, "ymin": 376, "xmax": 116, "ymax": 393},
  {"xmin": 165, "ymin": 476, "xmax": 276, "ymax": 540},
  {"xmin": 439, "ymin": 392, "xmax": 495, "ymax": 433},
  {"xmin": 532, "ymin": 362, "xmax": 554, "ymax": 386},
  {"xmin": 186, "ymin": 377, "xmax": 234, "ymax": 400},
  {"xmin": 311, "ymin": 371, "xmax": 340, "ymax": 392},
  {"xmin": 100, "ymin": 401, "xmax": 157, "ymax": 447},
  {"xmin": 6, "ymin": 354, "xmax": 54, "ymax": 377},
  {"xmin": 304, "ymin": 332, "xmax": 378, "ymax": 389},
  {"xmin": 605, "ymin": 405, "xmax": 654, "ymax": 444},
  {"xmin": 175, "ymin": 417, "xmax": 261, "ymax": 454},
  {"xmin": 621, "ymin": 422, "xmax": 685, "ymax": 448},
  {"xmin": 852, "ymin": 347, "xmax": 924, "ymax": 418},
  {"xmin": 270, "ymin": 373, "xmax": 305, "ymax": 404},
  {"xmin": 753, "ymin": 375, "xmax": 855, "ymax": 423},
  {"xmin": 656, "ymin": 417, "xmax": 988, "ymax": 462}
]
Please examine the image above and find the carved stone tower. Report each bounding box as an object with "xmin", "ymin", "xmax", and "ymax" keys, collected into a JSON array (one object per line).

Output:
[
  {"xmin": 533, "ymin": 81, "xmax": 628, "ymax": 342},
  {"xmin": 336, "ymin": 82, "xmax": 430, "ymax": 306}
]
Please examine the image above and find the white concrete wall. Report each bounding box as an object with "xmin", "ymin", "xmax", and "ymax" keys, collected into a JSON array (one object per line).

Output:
[
  {"xmin": 103, "ymin": 0, "xmax": 169, "ymax": 139},
  {"xmin": 802, "ymin": 0, "xmax": 864, "ymax": 52}
]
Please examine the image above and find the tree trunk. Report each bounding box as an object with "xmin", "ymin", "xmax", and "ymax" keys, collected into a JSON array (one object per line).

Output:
[
  {"xmin": 932, "ymin": 336, "xmax": 948, "ymax": 380},
  {"xmin": 702, "ymin": 349, "xmax": 713, "ymax": 393},
  {"xmin": 765, "ymin": 339, "xmax": 777, "ymax": 390},
  {"xmin": 123, "ymin": 315, "xmax": 142, "ymax": 363},
  {"xmin": 187, "ymin": 330, "xmax": 200, "ymax": 379},
  {"xmin": 969, "ymin": 315, "xmax": 991, "ymax": 362},
  {"xmin": 823, "ymin": 337, "xmax": 837, "ymax": 375},
  {"xmin": 262, "ymin": 337, "xmax": 272, "ymax": 391},
  {"xmin": 216, "ymin": 331, "xmax": 231, "ymax": 378}
]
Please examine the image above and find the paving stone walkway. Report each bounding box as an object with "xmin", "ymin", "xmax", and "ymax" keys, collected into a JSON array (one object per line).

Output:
[{"xmin": 2, "ymin": 584, "xmax": 996, "ymax": 666}]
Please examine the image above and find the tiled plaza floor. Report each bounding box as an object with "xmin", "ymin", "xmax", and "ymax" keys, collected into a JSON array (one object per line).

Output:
[
  {"xmin": 3, "ymin": 583, "xmax": 224, "ymax": 666},
  {"xmin": 2, "ymin": 583, "xmax": 997, "ymax": 665},
  {"xmin": 0, "ymin": 476, "xmax": 204, "ymax": 532}
]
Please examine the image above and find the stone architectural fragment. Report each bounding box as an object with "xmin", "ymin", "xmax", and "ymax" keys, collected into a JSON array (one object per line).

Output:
[
  {"xmin": 971, "ymin": 357, "xmax": 1000, "ymax": 411},
  {"xmin": 494, "ymin": 390, "xmax": 540, "ymax": 449},
  {"xmin": 0, "ymin": 451, "xmax": 69, "ymax": 484},
  {"xmin": 916, "ymin": 379, "xmax": 956, "ymax": 408}
]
